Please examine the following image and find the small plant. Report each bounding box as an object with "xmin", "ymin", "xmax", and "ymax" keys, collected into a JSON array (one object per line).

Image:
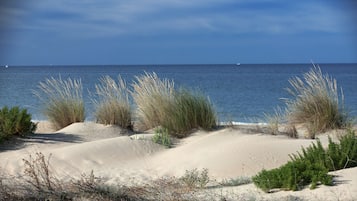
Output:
[
  {"xmin": 0, "ymin": 106, "xmax": 36, "ymax": 141},
  {"xmin": 34, "ymin": 76, "xmax": 85, "ymax": 130},
  {"xmin": 180, "ymin": 168, "xmax": 210, "ymax": 189},
  {"xmin": 92, "ymin": 75, "xmax": 132, "ymax": 129},
  {"xmin": 22, "ymin": 152, "xmax": 63, "ymax": 196},
  {"xmin": 283, "ymin": 65, "xmax": 348, "ymax": 138},
  {"xmin": 264, "ymin": 107, "xmax": 285, "ymax": 135},
  {"xmin": 152, "ymin": 127, "xmax": 172, "ymax": 148}
]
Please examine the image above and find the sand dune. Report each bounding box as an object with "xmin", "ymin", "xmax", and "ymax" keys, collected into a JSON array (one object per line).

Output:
[{"xmin": 0, "ymin": 122, "xmax": 356, "ymax": 200}]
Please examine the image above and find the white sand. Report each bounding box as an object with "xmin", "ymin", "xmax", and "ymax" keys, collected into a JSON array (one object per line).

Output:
[{"xmin": 0, "ymin": 121, "xmax": 356, "ymax": 200}]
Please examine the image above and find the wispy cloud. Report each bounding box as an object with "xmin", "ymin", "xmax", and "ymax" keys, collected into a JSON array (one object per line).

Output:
[{"xmin": 2, "ymin": 0, "xmax": 350, "ymax": 39}]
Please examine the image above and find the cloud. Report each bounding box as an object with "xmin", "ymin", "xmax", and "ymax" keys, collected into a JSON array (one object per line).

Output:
[{"xmin": 1, "ymin": 0, "xmax": 351, "ymax": 39}]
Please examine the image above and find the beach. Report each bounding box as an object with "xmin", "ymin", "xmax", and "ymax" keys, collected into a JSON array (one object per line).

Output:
[{"xmin": 1, "ymin": 121, "xmax": 356, "ymax": 200}]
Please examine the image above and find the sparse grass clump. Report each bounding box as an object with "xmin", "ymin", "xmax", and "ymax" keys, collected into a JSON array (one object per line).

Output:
[
  {"xmin": 253, "ymin": 130, "xmax": 357, "ymax": 192},
  {"xmin": 0, "ymin": 106, "xmax": 36, "ymax": 142},
  {"xmin": 93, "ymin": 75, "xmax": 132, "ymax": 129},
  {"xmin": 284, "ymin": 66, "xmax": 348, "ymax": 138},
  {"xmin": 132, "ymin": 72, "xmax": 217, "ymax": 137},
  {"xmin": 34, "ymin": 76, "xmax": 85, "ymax": 130}
]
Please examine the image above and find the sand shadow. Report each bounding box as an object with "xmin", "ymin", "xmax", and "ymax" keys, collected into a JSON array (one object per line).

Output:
[{"xmin": 0, "ymin": 132, "xmax": 83, "ymax": 151}]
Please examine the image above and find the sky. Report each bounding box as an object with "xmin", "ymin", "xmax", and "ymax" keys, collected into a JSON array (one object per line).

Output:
[{"xmin": 0, "ymin": 0, "xmax": 356, "ymax": 65}]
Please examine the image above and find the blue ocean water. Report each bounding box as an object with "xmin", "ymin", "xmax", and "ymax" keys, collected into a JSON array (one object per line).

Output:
[{"xmin": 0, "ymin": 64, "xmax": 356, "ymax": 123}]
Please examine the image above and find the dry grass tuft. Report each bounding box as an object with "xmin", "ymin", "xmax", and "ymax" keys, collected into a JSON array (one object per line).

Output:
[
  {"xmin": 34, "ymin": 76, "xmax": 85, "ymax": 130},
  {"xmin": 283, "ymin": 65, "xmax": 349, "ymax": 138},
  {"xmin": 93, "ymin": 75, "xmax": 132, "ymax": 129},
  {"xmin": 131, "ymin": 72, "xmax": 175, "ymax": 131}
]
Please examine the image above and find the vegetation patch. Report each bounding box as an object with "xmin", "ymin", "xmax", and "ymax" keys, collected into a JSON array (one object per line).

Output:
[
  {"xmin": 132, "ymin": 72, "xmax": 217, "ymax": 137},
  {"xmin": 253, "ymin": 130, "xmax": 357, "ymax": 192},
  {"xmin": 0, "ymin": 106, "xmax": 36, "ymax": 142},
  {"xmin": 152, "ymin": 127, "xmax": 172, "ymax": 148},
  {"xmin": 93, "ymin": 75, "xmax": 132, "ymax": 130},
  {"xmin": 284, "ymin": 66, "xmax": 349, "ymax": 138},
  {"xmin": 34, "ymin": 76, "xmax": 85, "ymax": 130}
]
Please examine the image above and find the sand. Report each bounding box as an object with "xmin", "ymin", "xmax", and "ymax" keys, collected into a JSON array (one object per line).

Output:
[{"xmin": 0, "ymin": 121, "xmax": 356, "ymax": 200}]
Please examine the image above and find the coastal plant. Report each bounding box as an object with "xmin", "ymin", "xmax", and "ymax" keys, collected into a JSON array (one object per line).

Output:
[
  {"xmin": 131, "ymin": 72, "xmax": 217, "ymax": 137},
  {"xmin": 253, "ymin": 129, "xmax": 357, "ymax": 192},
  {"xmin": 152, "ymin": 127, "xmax": 172, "ymax": 148},
  {"xmin": 264, "ymin": 107, "xmax": 285, "ymax": 135},
  {"xmin": 92, "ymin": 75, "xmax": 132, "ymax": 129},
  {"xmin": 283, "ymin": 65, "xmax": 348, "ymax": 138},
  {"xmin": 131, "ymin": 72, "xmax": 175, "ymax": 130},
  {"xmin": 162, "ymin": 89, "xmax": 217, "ymax": 138},
  {"xmin": 34, "ymin": 76, "xmax": 85, "ymax": 130},
  {"xmin": 0, "ymin": 106, "xmax": 36, "ymax": 141},
  {"xmin": 180, "ymin": 168, "xmax": 210, "ymax": 189}
]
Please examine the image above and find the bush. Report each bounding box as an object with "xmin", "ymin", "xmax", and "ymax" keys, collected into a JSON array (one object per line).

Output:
[
  {"xmin": 0, "ymin": 106, "xmax": 37, "ymax": 141},
  {"xmin": 253, "ymin": 130, "xmax": 357, "ymax": 192},
  {"xmin": 162, "ymin": 89, "xmax": 217, "ymax": 138},
  {"xmin": 326, "ymin": 130, "xmax": 357, "ymax": 170},
  {"xmin": 93, "ymin": 75, "xmax": 132, "ymax": 129},
  {"xmin": 283, "ymin": 66, "xmax": 348, "ymax": 138},
  {"xmin": 152, "ymin": 127, "xmax": 172, "ymax": 148},
  {"xmin": 34, "ymin": 76, "xmax": 85, "ymax": 130}
]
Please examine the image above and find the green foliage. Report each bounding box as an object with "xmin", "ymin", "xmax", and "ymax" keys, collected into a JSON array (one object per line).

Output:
[
  {"xmin": 0, "ymin": 106, "xmax": 36, "ymax": 141},
  {"xmin": 162, "ymin": 89, "xmax": 217, "ymax": 138},
  {"xmin": 253, "ymin": 130, "xmax": 357, "ymax": 192},
  {"xmin": 284, "ymin": 66, "xmax": 349, "ymax": 138},
  {"xmin": 180, "ymin": 168, "xmax": 210, "ymax": 189},
  {"xmin": 326, "ymin": 130, "xmax": 357, "ymax": 170},
  {"xmin": 152, "ymin": 127, "xmax": 172, "ymax": 148},
  {"xmin": 34, "ymin": 76, "xmax": 85, "ymax": 130},
  {"xmin": 93, "ymin": 76, "xmax": 132, "ymax": 129}
]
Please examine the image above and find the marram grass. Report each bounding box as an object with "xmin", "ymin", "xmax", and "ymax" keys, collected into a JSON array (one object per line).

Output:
[
  {"xmin": 131, "ymin": 72, "xmax": 217, "ymax": 136},
  {"xmin": 92, "ymin": 75, "xmax": 132, "ymax": 129},
  {"xmin": 131, "ymin": 72, "xmax": 175, "ymax": 130},
  {"xmin": 34, "ymin": 76, "xmax": 85, "ymax": 130},
  {"xmin": 283, "ymin": 66, "xmax": 348, "ymax": 138}
]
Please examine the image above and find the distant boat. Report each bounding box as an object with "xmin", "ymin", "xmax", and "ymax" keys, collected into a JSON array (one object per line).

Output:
[
  {"xmin": 236, "ymin": 63, "xmax": 241, "ymax": 66},
  {"xmin": 5, "ymin": 65, "xmax": 8, "ymax": 68}
]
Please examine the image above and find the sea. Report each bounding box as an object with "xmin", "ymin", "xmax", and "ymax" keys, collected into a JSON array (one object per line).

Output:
[{"xmin": 0, "ymin": 63, "xmax": 356, "ymax": 123}]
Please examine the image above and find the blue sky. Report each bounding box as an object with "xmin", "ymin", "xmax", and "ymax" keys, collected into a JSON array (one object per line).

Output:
[{"xmin": 0, "ymin": 0, "xmax": 356, "ymax": 65}]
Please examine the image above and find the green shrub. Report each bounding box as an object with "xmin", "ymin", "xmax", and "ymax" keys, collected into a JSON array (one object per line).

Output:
[
  {"xmin": 0, "ymin": 106, "xmax": 37, "ymax": 141},
  {"xmin": 284, "ymin": 66, "xmax": 348, "ymax": 138},
  {"xmin": 34, "ymin": 76, "xmax": 85, "ymax": 130},
  {"xmin": 93, "ymin": 76, "xmax": 132, "ymax": 129},
  {"xmin": 326, "ymin": 130, "xmax": 357, "ymax": 170},
  {"xmin": 152, "ymin": 127, "xmax": 172, "ymax": 148},
  {"xmin": 162, "ymin": 89, "xmax": 217, "ymax": 138},
  {"xmin": 253, "ymin": 130, "xmax": 357, "ymax": 192}
]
